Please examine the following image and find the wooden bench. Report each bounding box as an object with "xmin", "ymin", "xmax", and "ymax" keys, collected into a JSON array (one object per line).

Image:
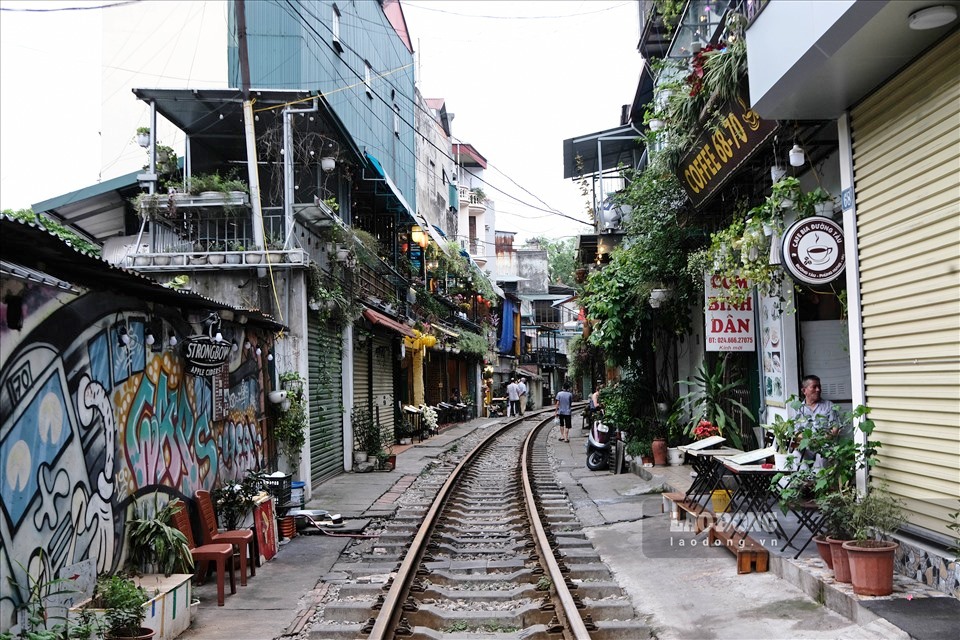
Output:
[
  {"xmin": 662, "ymin": 491, "xmax": 769, "ymax": 573},
  {"xmin": 708, "ymin": 523, "xmax": 770, "ymax": 574}
]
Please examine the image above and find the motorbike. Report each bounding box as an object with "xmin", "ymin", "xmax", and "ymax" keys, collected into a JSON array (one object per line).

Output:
[{"xmin": 586, "ymin": 408, "xmax": 621, "ymax": 471}]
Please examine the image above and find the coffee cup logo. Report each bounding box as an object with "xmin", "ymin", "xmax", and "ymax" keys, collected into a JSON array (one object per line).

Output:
[
  {"xmin": 782, "ymin": 219, "xmax": 845, "ymax": 285},
  {"xmin": 804, "ymin": 235, "xmax": 833, "ymax": 265}
]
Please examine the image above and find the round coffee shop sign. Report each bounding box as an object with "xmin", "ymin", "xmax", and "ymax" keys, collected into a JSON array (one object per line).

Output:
[{"xmin": 781, "ymin": 217, "xmax": 845, "ymax": 285}]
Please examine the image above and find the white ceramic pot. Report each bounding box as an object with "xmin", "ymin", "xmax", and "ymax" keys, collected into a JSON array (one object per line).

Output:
[
  {"xmin": 667, "ymin": 447, "xmax": 684, "ymax": 466},
  {"xmin": 268, "ymin": 390, "xmax": 287, "ymax": 404}
]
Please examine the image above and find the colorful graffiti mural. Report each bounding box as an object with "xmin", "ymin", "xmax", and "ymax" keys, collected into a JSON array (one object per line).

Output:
[{"xmin": 0, "ymin": 286, "xmax": 267, "ymax": 631}]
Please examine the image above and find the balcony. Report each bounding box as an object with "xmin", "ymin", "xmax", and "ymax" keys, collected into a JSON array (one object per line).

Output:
[
  {"xmin": 124, "ymin": 194, "xmax": 306, "ymax": 271},
  {"xmin": 519, "ymin": 348, "xmax": 568, "ymax": 369},
  {"xmin": 459, "ymin": 186, "xmax": 486, "ymax": 215}
]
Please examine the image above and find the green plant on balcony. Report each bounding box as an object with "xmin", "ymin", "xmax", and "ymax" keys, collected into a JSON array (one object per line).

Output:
[
  {"xmin": 455, "ymin": 330, "xmax": 488, "ymax": 358},
  {"xmin": 321, "ymin": 197, "xmax": 339, "ymax": 213},
  {"xmin": 645, "ymin": 13, "xmax": 748, "ymax": 171},
  {"xmin": 187, "ymin": 172, "xmax": 248, "ymax": 195}
]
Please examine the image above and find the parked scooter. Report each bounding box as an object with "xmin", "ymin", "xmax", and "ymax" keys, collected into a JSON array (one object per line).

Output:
[{"xmin": 586, "ymin": 409, "xmax": 615, "ymax": 470}]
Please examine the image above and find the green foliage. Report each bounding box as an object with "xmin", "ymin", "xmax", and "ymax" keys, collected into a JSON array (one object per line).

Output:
[
  {"xmin": 677, "ymin": 356, "xmax": 754, "ymax": 449},
  {"xmin": 645, "ymin": 13, "xmax": 748, "ymax": 171},
  {"xmin": 91, "ymin": 575, "xmax": 149, "ymax": 638},
  {"xmin": 455, "ymin": 330, "xmax": 488, "ymax": 358},
  {"xmin": 212, "ymin": 470, "xmax": 265, "ymax": 530},
  {"xmin": 352, "ymin": 406, "xmax": 382, "ymax": 455},
  {"xmin": 186, "ymin": 172, "xmax": 247, "ymax": 195},
  {"xmin": 275, "ymin": 373, "xmax": 307, "ymax": 461},
  {"xmin": 3, "ymin": 208, "xmax": 101, "ymax": 257},
  {"xmin": 846, "ymin": 485, "xmax": 906, "ymax": 543},
  {"xmin": 1, "ymin": 551, "xmax": 93, "ymax": 640},
  {"xmin": 125, "ymin": 493, "xmax": 194, "ymax": 576},
  {"xmin": 580, "ymin": 171, "xmax": 704, "ymax": 363},
  {"xmin": 599, "ymin": 375, "xmax": 656, "ymax": 442}
]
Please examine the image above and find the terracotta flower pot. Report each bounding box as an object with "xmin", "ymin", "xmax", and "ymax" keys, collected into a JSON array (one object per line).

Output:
[
  {"xmin": 826, "ymin": 536, "xmax": 852, "ymax": 583},
  {"xmin": 652, "ymin": 438, "xmax": 668, "ymax": 466},
  {"xmin": 814, "ymin": 535, "xmax": 834, "ymax": 569},
  {"xmin": 842, "ymin": 539, "xmax": 899, "ymax": 596}
]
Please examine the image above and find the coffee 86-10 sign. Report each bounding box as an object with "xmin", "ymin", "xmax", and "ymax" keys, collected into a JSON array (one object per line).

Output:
[{"xmin": 704, "ymin": 274, "xmax": 755, "ymax": 352}]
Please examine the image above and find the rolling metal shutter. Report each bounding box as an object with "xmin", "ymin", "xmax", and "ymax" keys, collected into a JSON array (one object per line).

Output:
[
  {"xmin": 850, "ymin": 31, "xmax": 960, "ymax": 539},
  {"xmin": 353, "ymin": 336, "xmax": 370, "ymax": 414},
  {"xmin": 308, "ymin": 316, "xmax": 344, "ymax": 485},
  {"xmin": 371, "ymin": 333, "xmax": 396, "ymax": 443}
]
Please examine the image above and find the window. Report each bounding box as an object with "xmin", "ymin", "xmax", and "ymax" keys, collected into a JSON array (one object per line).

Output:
[
  {"xmin": 332, "ymin": 5, "xmax": 343, "ymax": 53},
  {"xmin": 364, "ymin": 61, "xmax": 372, "ymax": 97}
]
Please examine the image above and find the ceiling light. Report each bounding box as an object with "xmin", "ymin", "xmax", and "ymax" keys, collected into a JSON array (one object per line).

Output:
[
  {"xmin": 908, "ymin": 5, "xmax": 957, "ymax": 30},
  {"xmin": 145, "ymin": 331, "xmax": 156, "ymax": 346},
  {"xmin": 168, "ymin": 331, "xmax": 178, "ymax": 347}
]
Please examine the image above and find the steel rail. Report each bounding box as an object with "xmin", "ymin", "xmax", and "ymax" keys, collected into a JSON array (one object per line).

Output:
[
  {"xmin": 365, "ymin": 406, "xmax": 558, "ymax": 639},
  {"xmin": 520, "ymin": 414, "xmax": 593, "ymax": 639}
]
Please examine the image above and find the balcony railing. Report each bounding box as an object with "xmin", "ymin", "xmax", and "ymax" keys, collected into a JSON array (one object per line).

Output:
[
  {"xmin": 518, "ymin": 349, "xmax": 568, "ymax": 368},
  {"xmin": 127, "ymin": 195, "xmax": 305, "ymax": 269}
]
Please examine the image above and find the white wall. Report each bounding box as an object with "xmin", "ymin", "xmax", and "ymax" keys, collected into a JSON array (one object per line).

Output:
[{"xmin": 101, "ymin": 1, "xmax": 228, "ymax": 182}]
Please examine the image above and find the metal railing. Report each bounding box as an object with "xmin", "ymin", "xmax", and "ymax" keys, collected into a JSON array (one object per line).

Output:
[{"xmin": 130, "ymin": 199, "xmax": 306, "ymax": 269}]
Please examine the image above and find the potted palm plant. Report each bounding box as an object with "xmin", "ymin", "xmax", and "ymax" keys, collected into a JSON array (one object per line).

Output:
[
  {"xmin": 125, "ymin": 493, "xmax": 194, "ymax": 576},
  {"xmin": 677, "ymin": 355, "xmax": 754, "ymax": 449}
]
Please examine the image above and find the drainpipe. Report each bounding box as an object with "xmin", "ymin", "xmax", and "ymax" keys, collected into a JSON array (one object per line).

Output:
[
  {"xmin": 838, "ymin": 112, "xmax": 868, "ymax": 494},
  {"xmin": 282, "ymin": 98, "xmax": 319, "ymax": 248}
]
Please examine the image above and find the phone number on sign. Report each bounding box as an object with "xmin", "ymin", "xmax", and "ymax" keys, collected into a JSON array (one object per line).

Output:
[{"xmin": 713, "ymin": 336, "xmax": 753, "ymax": 344}]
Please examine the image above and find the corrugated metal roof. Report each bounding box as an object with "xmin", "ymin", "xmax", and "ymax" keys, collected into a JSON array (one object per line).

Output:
[{"xmin": 1, "ymin": 215, "xmax": 285, "ymax": 331}]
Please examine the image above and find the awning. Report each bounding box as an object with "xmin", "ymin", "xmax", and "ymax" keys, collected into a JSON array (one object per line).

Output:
[
  {"xmin": 431, "ymin": 323, "xmax": 460, "ymax": 338},
  {"xmin": 363, "ymin": 308, "xmax": 415, "ymax": 337},
  {"xmin": 563, "ymin": 124, "xmax": 645, "ymax": 179}
]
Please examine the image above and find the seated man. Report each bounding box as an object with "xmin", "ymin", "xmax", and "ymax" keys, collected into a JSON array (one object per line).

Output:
[{"xmin": 789, "ymin": 374, "xmax": 845, "ymax": 463}]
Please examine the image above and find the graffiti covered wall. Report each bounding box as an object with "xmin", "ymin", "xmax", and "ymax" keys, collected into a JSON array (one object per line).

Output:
[{"xmin": 0, "ymin": 281, "xmax": 268, "ymax": 630}]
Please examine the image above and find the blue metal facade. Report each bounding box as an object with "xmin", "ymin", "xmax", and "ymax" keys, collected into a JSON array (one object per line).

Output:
[{"xmin": 228, "ymin": 0, "xmax": 416, "ymax": 211}]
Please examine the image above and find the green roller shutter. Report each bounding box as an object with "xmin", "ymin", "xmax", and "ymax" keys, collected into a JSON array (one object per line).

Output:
[{"xmin": 308, "ymin": 316, "xmax": 344, "ymax": 484}]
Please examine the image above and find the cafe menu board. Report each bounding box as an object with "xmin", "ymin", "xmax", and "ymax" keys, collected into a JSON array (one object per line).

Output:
[{"xmin": 759, "ymin": 296, "xmax": 785, "ymax": 407}]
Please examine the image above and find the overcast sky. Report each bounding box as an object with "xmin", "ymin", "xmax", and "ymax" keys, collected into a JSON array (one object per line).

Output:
[{"xmin": 0, "ymin": 0, "xmax": 641, "ymax": 242}]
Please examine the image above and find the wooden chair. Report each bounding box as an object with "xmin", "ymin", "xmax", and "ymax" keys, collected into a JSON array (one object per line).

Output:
[
  {"xmin": 195, "ymin": 489, "xmax": 256, "ymax": 586},
  {"xmin": 170, "ymin": 499, "xmax": 236, "ymax": 606}
]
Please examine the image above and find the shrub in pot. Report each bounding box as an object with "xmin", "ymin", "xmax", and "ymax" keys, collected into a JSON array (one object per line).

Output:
[
  {"xmin": 88, "ymin": 575, "xmax": 153, "ymax": 639},
  {"xmin": 841, "ymin": 485, "xmax": 905, "ymax": 596},
  {"xmin": 818, "ymin": 489, "xmax": 857, "ymax": 583}
]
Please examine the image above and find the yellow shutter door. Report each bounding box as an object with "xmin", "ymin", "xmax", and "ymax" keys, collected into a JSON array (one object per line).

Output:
[{"xmin": 851, "ymin": 31, "xmax": 960, "ymax": 540}]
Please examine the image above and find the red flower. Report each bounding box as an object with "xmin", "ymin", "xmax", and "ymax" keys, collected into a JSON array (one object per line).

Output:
[{"xmin": 694, "ymin": 420, "xmax": 719, "ymax": 440}]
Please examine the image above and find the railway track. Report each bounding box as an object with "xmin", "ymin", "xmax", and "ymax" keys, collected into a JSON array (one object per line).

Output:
[{"xmin": 310, "ymin": 409, "xmax": 651, "ymax": 639}]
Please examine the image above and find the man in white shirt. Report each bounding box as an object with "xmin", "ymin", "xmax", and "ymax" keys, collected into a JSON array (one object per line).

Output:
[{"xmin": 506, "ymin": 379, "xmax": 519, "ymax": 417}]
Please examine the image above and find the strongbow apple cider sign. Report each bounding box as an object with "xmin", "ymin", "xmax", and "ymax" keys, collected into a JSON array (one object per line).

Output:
[{"xmin": 705, "ymin": 274, "xmax": 756, "ymax": 352}]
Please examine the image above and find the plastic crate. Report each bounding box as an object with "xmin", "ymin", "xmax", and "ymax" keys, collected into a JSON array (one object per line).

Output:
[
  {"xmin": 263, "ymin": 473, "xmax": 292, "ymax": 505},
  {"xmin": 711, "ymin": 489, "xmax": 731, "ymax": 514}
]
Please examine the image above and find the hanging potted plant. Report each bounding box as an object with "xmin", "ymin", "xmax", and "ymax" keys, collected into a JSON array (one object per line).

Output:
[
  {"xmin": 771, "ymin": 176, "xmax": 802, "ymax": 210},
  {"xmin": 841, "ymin": 485, "xmax": 905, "ymax": 596},
  {"xmin": 135, "ymin": 127, "xmax": 151, "ymax": 148}
]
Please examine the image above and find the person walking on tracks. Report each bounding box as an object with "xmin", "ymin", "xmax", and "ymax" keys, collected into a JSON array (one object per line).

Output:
[
  {"xmin": 517, "ymin": 378, "xmax": 528, "ymax": 416},
  {"xmin": 555, "ymin": 382, "xmax": 573, "ymax": 442},
  {"xmin": 506, "ymin": 378, "xmax": 520, "ymax": 417}
]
